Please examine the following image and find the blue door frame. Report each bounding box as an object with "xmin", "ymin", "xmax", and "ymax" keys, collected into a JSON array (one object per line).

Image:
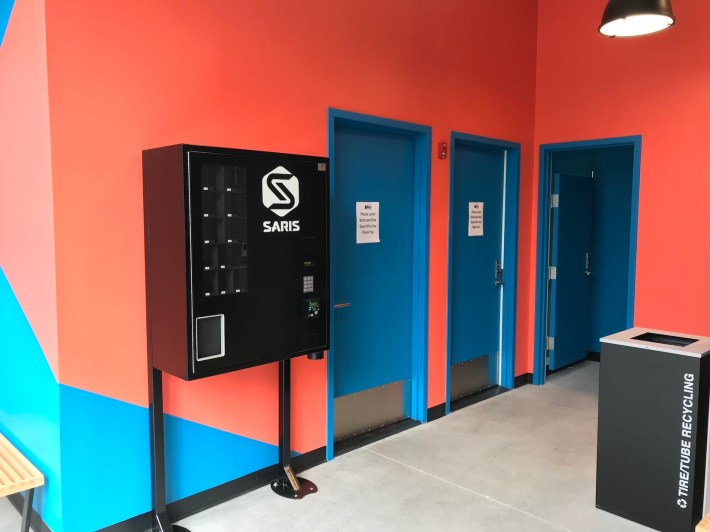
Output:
[
  {"xmin": 533, "ymin": 136, "xmax": 641, "ymax": 385},
  {"xmin": 327, "ymin": 109, "xmax": 431, "ymax": 460},
  {"xmin": 446, "ymin": 132, "xmax": 520, "ymax": 412}
]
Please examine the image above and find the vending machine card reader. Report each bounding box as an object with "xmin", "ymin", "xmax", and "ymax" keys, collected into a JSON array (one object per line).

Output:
[{"xmin": 143, "ymin": 144, "xmax": 329, "ymax": 380}]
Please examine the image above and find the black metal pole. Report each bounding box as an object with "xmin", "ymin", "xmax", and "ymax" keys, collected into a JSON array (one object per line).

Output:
[
  {"xmin": 149, "ymin": 367, "xmax": 168, "ymax": 530},
  {"xmin": 149, "ymin": 367, "xmax": 190, "ymax": 532},
  {"xmin": 271, "ymin": 357, "xmax": 317, "ymax": 499},
  {"xmin": 278, "ymin": 358, "xmax": 290, "ymax": 470}
]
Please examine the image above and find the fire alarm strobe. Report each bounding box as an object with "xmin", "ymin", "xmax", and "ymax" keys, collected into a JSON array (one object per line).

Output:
[{"xmin": 438, "ymin": 141, "xmax": 448, "ymax": 159}]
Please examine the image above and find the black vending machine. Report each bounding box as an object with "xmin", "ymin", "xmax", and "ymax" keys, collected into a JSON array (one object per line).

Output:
[
  {"xmin": 597, "ymin": 327, "xmax": 710, "ymax": 532},
  {"xmin": 143, "ymin": 144, "xmax": 329, "ymax": 379},
  {"xmin": 143, "ymin": 144, "xmax": 329, "ymax": 530}
]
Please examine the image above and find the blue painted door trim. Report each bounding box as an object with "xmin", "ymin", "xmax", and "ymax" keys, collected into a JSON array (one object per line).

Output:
[
  {"xmin": 446, "ymin": 132, "xmax": 520, "ymax": 412},
  {"xmin": 327, "ymin": 109, "xmax": 431, "ymax": 460},
  {"xmin": 533, "ymin": 136, "xmax": 641, "ymax": 385}
]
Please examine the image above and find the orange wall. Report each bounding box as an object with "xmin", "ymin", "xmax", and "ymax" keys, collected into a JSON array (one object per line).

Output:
[
  {"xmin": 44, "ymin": 0, "xmax": 538, "ymax": 451},
  {"xmin": 0, "ymin": 0, "xmax": 58, "ymax": 374},
  {"xmin": 534, "ymin": 1, "xmax": 710, "ymax": 356}
]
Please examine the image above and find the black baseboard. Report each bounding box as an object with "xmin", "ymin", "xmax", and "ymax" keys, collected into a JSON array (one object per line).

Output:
[
  {"xmin": 450, "ymin": 385, "xmax": 508, "ymax": 413},
  {"xmin": 334, "ymin": 418, "xmax": 420, "ymax": 457},
  {"xmin": 432, "ymin": 377, "xmax": 530, "ymax": 420},
  {"xmin": 98, "ymin": 447, "xmax": 327, "ymax": 532},
  {"xmin": 514, "ymin": 373, "xmax": 533, "ymax": 388},
  {"xmin": 97, "ymin": 510, "xmax": 152, "ymax": 532},
  {"xmin": 168, "ymin": 446, "xmax": 325, "ymax": 522},
  {"xmin": 427, "ymin": 403, "xmax": 446, "ymax": 422},
  {"xmin": 546, "ymin": 364, "xmax": 568, "ymax": 376},
  {"xmin": 587, "ymin": 351, "xmax": 600, "ymax": 362},
  {"xmin": 7, "ymin": 493, "xmax": 50, "ymax": 532}
]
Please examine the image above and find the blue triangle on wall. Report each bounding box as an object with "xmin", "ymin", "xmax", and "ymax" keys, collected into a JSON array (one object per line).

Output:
[
  {"xmin": 0, "ymin": 267, "xmax": 62, "ymax": 531},
  {"xmin": 0, "ymin": 0, "xmax": 15, "ymax": 47},
  {"xmin": 164, "ymin": 414, "xmax": 278, "ymax": 503}
]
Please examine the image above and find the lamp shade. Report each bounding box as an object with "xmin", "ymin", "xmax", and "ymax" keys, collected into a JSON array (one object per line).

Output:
[{"xmin": 599, "ymin": 0, "xmax": 675, "ymax": 37}]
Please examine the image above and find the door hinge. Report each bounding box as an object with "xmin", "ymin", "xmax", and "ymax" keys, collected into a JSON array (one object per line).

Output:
[
  {"xmin": 550, "ymin": 194, "xmax": 559, "ymax": 208},
  {"xmin": 548, "ymin": 266, "xmax": 557, "ymax": 280},
  {"xmin": 546, "ymin": 336, "xmax": 555, "ymax": 350}
]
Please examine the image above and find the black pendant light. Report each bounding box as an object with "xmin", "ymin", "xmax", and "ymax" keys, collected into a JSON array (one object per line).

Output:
[{"xmin": 599, "ymin": 0, "xmax": 676, "ymax": 37}]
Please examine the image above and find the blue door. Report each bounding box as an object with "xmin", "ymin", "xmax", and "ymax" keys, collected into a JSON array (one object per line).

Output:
[
  {"xmin": 331, "ymin": 122, "xmax": 417, "ymax": 418},
  {"xmin": 449, "ymin": 142, "xmax": 505, "ymax": 395},
  {"xmin": 549, "ymin": 174, "xmax": 593, "ymax": 370}
]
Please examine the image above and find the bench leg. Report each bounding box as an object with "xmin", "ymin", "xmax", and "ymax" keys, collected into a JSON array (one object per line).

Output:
[{"xmin": 21, "ymin": 488, "xmax": 34, "ymax": 532}]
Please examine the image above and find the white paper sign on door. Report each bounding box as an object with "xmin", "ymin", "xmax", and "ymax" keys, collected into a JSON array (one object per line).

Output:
[
  {"xmin": 356, "ymin": 202, "xmax": 380, "ymax": 244},
  {"xmin": 468, "ymin": 202, "xmax": 484, "ymax": 237}
]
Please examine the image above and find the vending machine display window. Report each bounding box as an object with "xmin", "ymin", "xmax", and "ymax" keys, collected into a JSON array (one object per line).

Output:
[{"xmin": 199, "ymin": 163, "xmax": 249, "ymax": 296}]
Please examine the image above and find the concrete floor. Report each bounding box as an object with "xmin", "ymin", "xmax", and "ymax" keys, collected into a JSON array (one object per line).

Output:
[
  {"xmin": 0, "ymin": 361, "xmax": 652, "ymax": 531},
  {"xmin": 0, "ymin": 498, "xmax": 17, "ymax": 532}
]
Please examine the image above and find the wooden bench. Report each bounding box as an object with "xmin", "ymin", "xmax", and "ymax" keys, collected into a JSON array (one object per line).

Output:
[{"xmin": 0, "ymin": 432, "xmax": 44, "ymax": 532}]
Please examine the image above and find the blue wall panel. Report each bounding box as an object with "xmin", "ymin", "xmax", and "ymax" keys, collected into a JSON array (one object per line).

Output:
[
  {"xmin": 2, "ymin": 266, "xmax": 283, "ymax": 530},
  {"xmin": 0, "ymin": 267, "xmax": 62, "ymax": 532},
  {"xmin": 0, "ymin": 0, "xmax": 14, "ymax": 46},
  {"xmin": 58, "ymin": 385, "xmax": 152, "ymax": 532},
  {"xmin": 58, "ymin": 387, "xmax": 280, "ymax": 529},
  {"xmin": 164, "ymin": 414, "xmax": 277, "ymax": 503}
]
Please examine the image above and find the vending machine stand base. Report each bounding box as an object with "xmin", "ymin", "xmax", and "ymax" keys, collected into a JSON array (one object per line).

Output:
[
  {"xmin": 148, "ymin": 356, "xmax": 318, "ymax": 532},
  {"xmin": 271, "ymin": 357, "xmax": 318, "ymax": 500},
  {"xmin": 154, "ymin": 511, "xmax": 190, "ymax": 532},
  {"xmin": 271, "ymin": 477, "xmax": 317, "ymax": 499}
]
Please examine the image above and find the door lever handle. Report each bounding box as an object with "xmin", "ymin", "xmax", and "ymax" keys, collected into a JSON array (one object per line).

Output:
[
  {"xmin": 495, "ymin": 260, "xmax": 504, "ymax": 287},
  {"xmin": 334, "ymin": 303, "xmax": 351, "ymax": 309},
  {"xmin": 585, "ymin": 252, "xmax": 592, "ymax": 276}
]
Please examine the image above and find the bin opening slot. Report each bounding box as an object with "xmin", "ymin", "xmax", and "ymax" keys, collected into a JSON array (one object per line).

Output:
[{"xmin": 632, "ymin": 332, "xmax": 698, "ymax": 347}]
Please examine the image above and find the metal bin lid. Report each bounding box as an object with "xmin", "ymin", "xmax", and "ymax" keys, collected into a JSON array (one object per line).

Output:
[{"xmin": 601, "ymin": 327, "xmax": 710, "ymax": 358}]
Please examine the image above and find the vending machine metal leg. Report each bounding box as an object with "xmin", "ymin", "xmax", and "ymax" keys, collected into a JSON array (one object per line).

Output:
[
  {"xmin": 149, "ymin": 367, "xmax": 191, "ymax": 532},
  {"xmin": 271, "ymin": 358, "xmax": 318, "ymax": 499}
]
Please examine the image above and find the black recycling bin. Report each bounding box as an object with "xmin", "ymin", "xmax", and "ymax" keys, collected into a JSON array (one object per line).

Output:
[{"xmin": 597, "ymin": 327, "xmax": 710, "ymax": 532}]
